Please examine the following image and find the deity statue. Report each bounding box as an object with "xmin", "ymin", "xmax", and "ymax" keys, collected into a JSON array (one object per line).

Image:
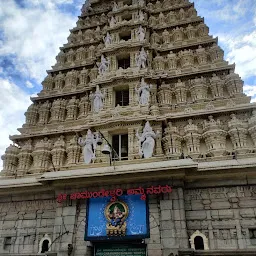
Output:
[
  {"xmin": 108, "ymin": 205, "xmax": 125, "ymax": 227},
  {"xmin": 112, "ymin": 1, "xmax": 118, "ymax": 11},
  {"xmin": 167, "ymin": 51, "xmax": 178, "ymax": 70},
  {"xmin": 136, "ymin": 26, "xmax": 146, "ymax": 42},
  {"xmin": 158, "ymin": 12, "xmax": 166, "ymax": 25},
  {"xmin": 136, "ymin": 121, "xmax": 159, "ymax": 158},
  {"xmin": 162, "ymin": 29, "xmax": 170, "ymax": 44},
  {"xmin": 90, "ymin": 85, "xmax": 105, "ymax": 113},
  {"xmin": 109, "ymin": 16, "xmax": 117, "ymax": 28},
  {"xmin": 136, "ymin": 47, "xmax": 148, "ymax": 69},
  {"xmin": 135, "ymin": 78, "xmax": 152, "ymax": 105},
  {"xmin": 104, "ymin": 32, "xmax": 112, "ymax": 46},
  {"xmin": 78, "ymin": 130, "xmax": 101, "ymax": 164},
  {"xmin": 97, "ymin": 55, "xmax": 110, "ymax": 75}
]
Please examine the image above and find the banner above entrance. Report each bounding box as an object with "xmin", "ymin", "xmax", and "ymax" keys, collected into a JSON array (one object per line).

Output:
[{"xmin": 85, "ymin": 195, "xmax": 149, "ymax": 241}]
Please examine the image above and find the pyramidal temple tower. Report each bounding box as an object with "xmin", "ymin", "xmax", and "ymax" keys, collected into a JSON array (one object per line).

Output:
[{"xmin": 1, "ymin": 0, "xmax": 256, "ymax": 256}]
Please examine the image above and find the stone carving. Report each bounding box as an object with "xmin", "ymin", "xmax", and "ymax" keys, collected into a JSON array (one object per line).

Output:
[
  {"xmin": 78, "ymin": 130, "xmax": 101, "ymax": 164},
  {"xmin": 42, "ymin": 74, "xmax": 54, "ymax": 91},
  {"xmin": 25, "ymin": 104, "xmax": 38, "ymax": 126},
  {"xmin": 172, "ymin": 27, "xmax": 184, "ymax": 42},
  {"xmin": 109, "ymin": 16, "xmax": 117, "ymax": 28},
  {"xmin": 158, "ymin": 82, "xmax": 172, "ymax": 105},
  {"xmin": 66, "ymin": 97, "xmax": 79, "ymax": 120},
  {"xmin": 175, "ymin": 79, "xmax": 187, "ymax": 104},
  {"xmin": 137, "ymin": 10, "xmax": 145, "ymax": 22},
  {"xmin": 112, "ymin": 1, "xmax": 118, "ymax": 11},
  {"xmin": 210, "ymin": 74, "xmax": 224, "ymax": 99},
  {"xmin": 136, "ymin": 47, "xmax": 148, "ymax": 69},
  {"xmin": 56, "ymin": 51, "xmax": 66, "ymax": 66},
  {"xmin": 32, "ymin": 138, "xmax": 52, "ymax": 172},
  {"xmin": 162, "ymin": 29, "xmax": 170, "ymax": 44},
  {"xmin": 65, "ymin": 70, "xmax": 78, "ymax": 89},
  {"xmin": 50, "ymin": 99, "xmax": 66, "ymax": 122},
  {"xmin": 228, "ymin": 114, "xmax": 249, "ymax": 154},
  {"xmin": 179, "ymin": 49, "xmax": 194, "ymax": 68},
  {"xmin": 76, "ymin": 47, "xmax": 85, "ymax": 61},
  {"xmin": 1, "ymin": 144, "xmax": 20, "ymax": 176},
  {"xmin": 190, "ymin": 77, "xmax": 208, "ymax": 102},
  {"xmin": 136, "ymin": 26, "xmax": 146, "ymax": 42},
  {"xmin": 148, "ymin": 16, "xmax": 157, "ymax": 26},
  {"xmin": 162, "ymin": 122, "xmax": 182, "ymax": 157},
  {"xmin": 197, "ymin": 23, "xmax": 209, "ymax": 37},
  {"xmin": 188, "ymin": 6, "xmax": 198, "ymax": 18},
  {"xmin": 55, "ymin": 72, "xmax": 65, "ymax": 90},
  {"xmin": 136, "ymin": 122, "xmax": 159, "ymax": 158},
  {"xmin": 153, "ymin": 53, "xmax": 165, "ymax": 71},
  {"xmin": 135, "ymin": 78, "xmax": 152, "ymax": 105},
  {"xmin": 184, "ymin": 120, "xmax": 201, "ymax": 158},
  {"xmin": 38, "ymin": 101, "xmax": 51, "ymax": 125},
  {"xmin": 97, "ymin": 55, "xmax": 110, "ymax": 75},
  {"xmin": 248, "ymin": 110, "xmax": 256, "ymax": 147},
  {"xmin": 51, "ymin": 136, "xmax": 66, "ymax": 169},
  {"xmin": 167, "ymin": 51, "xmax": 178, "ymax": 70},
  {"xmin": 17, "ymin": 139, "xmax": 33, "ymax": 175},
  {"xmin": 209, "ymin": 43, "xmax": 224, "ymax": 63},
  {"xmin": 79, "ymin": 67, "xmax": 89, "ymax": 85},
  {"xmin": 78, "ymin": 95, "xmax": 89, "ymax": 118},
  {"xmin": 166, "ymin": 11, "xmax": 176, "ymax": 23},
  {"xmin": 196, "ymin": 46, "xmax": 208, "ymax": 65},
  {"xmin": 81, "ymin": 1, "xmax": 93, "ymax": 14},
  {"xmin": 185, "ymin": 24, "xmax": 197, "ymax": 39},
  {"xmin": 90, "ymin": 85, "xmax": 105, "ymax": 113},
  {"xmin": 159, "ymin": 12, "xmax": 166, "ymax": 26},
  {"xmin": 203, "ymin": 116, "xmax": 227, "ymax": 156},
  {"xmin": 225, "ymin": 70, "xmax": 244, "ymax": 97},
  {"xmin": 89, "ymin": 65, "xmax": 99, "ymax": 81},
  {"xmin": 66, "ymin": 135, "xmax": 81, "ymax": 165},
  {"xmin": 104, "ymin": 32, "xmax": 112, "ymax": 46}
]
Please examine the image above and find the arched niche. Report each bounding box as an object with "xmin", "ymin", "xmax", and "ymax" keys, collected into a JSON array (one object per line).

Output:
[
  {"xmin": 189, "ymin": 230, "xmax": 209, "ymax": 250},
  {"xmin": 38, "ymin": 234, "xmax": 52, "ymax": 254}
]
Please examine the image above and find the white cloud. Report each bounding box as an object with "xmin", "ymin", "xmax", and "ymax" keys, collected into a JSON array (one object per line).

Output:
[
  {"xmin": 244, "ymin": 84, "xmax": 256, "ymax": 103},
  {"xmin": 0, "ymin": 0, "xmax": 78, "ymax": 83},
  {"xmin": 25, "ymin": 80, "xmax": 34, "ymax": 88},
  {"xmin": 0, "ymin": 78, "xmax": 31, "ymax": 169}
]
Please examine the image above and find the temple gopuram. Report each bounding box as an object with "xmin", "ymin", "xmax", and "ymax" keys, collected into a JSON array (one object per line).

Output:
[{"xmin": 1, "ymin": 0, "xmax": 256, "ymax": 255}]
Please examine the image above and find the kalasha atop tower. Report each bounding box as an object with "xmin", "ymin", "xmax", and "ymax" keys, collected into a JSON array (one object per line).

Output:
[{"xmin": 1, "ymin": 1, "xmax": 256, "ymax": 256}]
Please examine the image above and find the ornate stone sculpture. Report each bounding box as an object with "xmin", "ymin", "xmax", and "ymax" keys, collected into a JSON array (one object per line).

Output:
[
  {"xmin": 104, "ymin": 32, "xmax": 112, "ymax": 47},
  {"xmin": 78, "ymin": 130, "xmax": 101, "ymax": 164},
  {"xmin": 66, "ymin": 97, "xmax": 79, "ymax": 120},
  {"xmin": 25, "ymin": 104, "xmax": 38, "ymax": 126},
  {"xmin": 17, "ymin": 139, "xmax": 33, "ymax": 175},
  {"xmin": 78, "ymin": 95, "xmax": 89, "ymax": 118},
  {"xmin": 153, "ymin": 53, "xmax": 165, "ymax": 71},
  {"xmin": 66, "ymin": 135, "xmax": 81, "ymax": 165},
  {"xmin": 50, "ymin": 99, "xmax": 66, "ymax": 122},
  {"xmin": 51, "ymin": 136, "xmax": 66, "ymax": 169},
  {"xmin": 79, "ymin": 67, "xmax": 89, "ymax": 85},
  {"xmin": 56, "ymin": 51, "xmax": 66, "ymax": 66},
  {"xmin": 158, "ymin": 12, "xmax": 166, "ymax": 26},
  {"xmin": 208, "ymin": 43, "xmax": 224, "ymax": 63},
  {"xmin": 248, "ymin": 110, "xmax": 256, "ymax": 147},
  {"xmin": 172, "ymin": 27, "xmax": 184, "ymax": 42},
  {"xmin": 175, "ymin": 79, "xmax": 187, "ymax": 104},
  {"xmin": 210, "ymin": 74, "xmax": 224, "ymax": 99},
  {"xmin": 136, "ymin": 122, "xmax": 159, "ymax": 158},
  {"xmin": 148, "ymin": 16, "xmax": 157, "ymax": 26},
  {"xmin": 136, "ymin": 26, "xmax": 146, "ymax": 42},
  {"xmin": 136, "ymin": 47, "xmax": 148, "ymax": 69},
  {"xmin": 97, "ymin": 55, "xmax": 110, "ymax": 75},
  {"xmin": 90, "ymin": 85, "xmax": 105, "ymax": 113},
  {"xmin": 184, "ymin": 120, "xmax": 201, "ymax": 158},
  {"xmin": 42, "ymin": 74, "xmax": 54, "ymax": 92},
  {"xmin": 179, "ymin": 49, "xmax": 194, "ymax": 68},
  {"xmin": 167, "ymin": 51, "xmax": 178, "ymax": 70},
  {"xmin": 228, "ymin": 114, "xmax": 249, "ymax": 154},
  {"xmin": 38, "ymin": 101, "xmax": 51, "ymax": 125},
  {"xmin": 162, "ymin": 122, "xmax": 182, "ymax": 157},
  {"xmin": 162, "ymin": 29, "xmax": 170, "ymax": 44},
  {"xmin": 190, "ymin": 77, "xmax": 208, "ymax": 102},
  {"xmin": 188, "ymin": 6, "xmax": 197, "ymax": 18},
  {"xmin": 185, "ymin": 24, "xmax": 197, "ymax": 40},
  {"xmin": 202, "ymin": 116, "xmax": 227, "ymax": 156},
  {"xmin": 151, "ymin": 31, "xmax": 160, "ymax": 45},
  {"xmin": 225, "ymin": 70, "xmax": 244, "ymax": 97},
  {"xmin": 112, "ymin": 1, "xmax": 118, "ymax": 11},
  {"xmin": 32, "ymin": 138, "xmax": 52, "ymax": 172},
  {"xmin": 158, "ymin": 82, "xmax": 172, "ymax": 105},
  {"xmin": 196, "ymin": 46, "xmax": 208, "ymax": 65},
  {"xmin": 197, "ymin": 23, "xmax": 209, "ymax": 37},
  {"xmin": 135, "ymin": 78, "xmax": 151, "ymax": 105},
  {"xmin": 55, "ymin": 72, "xmax": 65, "ymax": 90},
  {"xmin": 109, "ymin": 16, "xmax": 117, "ymax": 28},
  {"xmin": 166, "ymin": 11, "xmax": 176, "ymax": 23},
  {"xmin": 1, "ymin": 144, "xmax": 20, "ymax": 176}
]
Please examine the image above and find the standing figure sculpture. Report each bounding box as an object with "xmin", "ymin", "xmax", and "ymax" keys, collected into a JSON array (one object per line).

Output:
[
  {"xmin": 136, "ymin": 26, "xmax": 146, "ymax": 42},
  {"xmin": 104, "ymin": 32, "xmax": 112, "ymax": 46},
  {"xmin": 135, "ymin": 78, "xmax": 152, "ymax": 105},
  {"xmin": 78, "ymin": 130, "xmax": 101, "ymax": 164},
  {"xmin": 97, "ymin": 55, "xmax": 110, "ymax": 75},
  {"xmin": 136, "ymin": 121, "xmax": 159, "ymax": 158},
  {"xmin": 136, "ymin": 47, "xmax": 148, "ymax": 69},
  {"xmin": 90, "ymin": 85, "xmax": 105, "ymax": 113}
]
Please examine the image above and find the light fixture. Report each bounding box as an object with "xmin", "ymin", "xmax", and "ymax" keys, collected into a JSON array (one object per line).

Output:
[{"xmin": 102, "ymin": 144, "xmax": 111, "ymax": 155}]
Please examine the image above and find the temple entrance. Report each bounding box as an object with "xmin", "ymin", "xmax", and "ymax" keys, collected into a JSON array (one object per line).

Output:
[{"xmin": 95, "ymin": 243, "xmax": 146, "ymax": 256}]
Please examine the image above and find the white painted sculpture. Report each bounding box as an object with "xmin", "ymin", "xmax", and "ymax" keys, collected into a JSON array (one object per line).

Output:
[
  {"xmin": 104, "ymin": 32, "xmax": 112, "ymax": 46},
  {"xmin": 136, "ymin": 122, "xmax": 159, "ymax": 158},
  {"xmin": 136, "ymin": 47, "xmax": 147, "ymax": 69},
  {"xmin": 109, "ymin": 16, "xmax": 117, "ymax": 28},
  {"xmin": 135, "ymin": 78, "xmax": 152, "ymax": 105},
  {"xmin": 136, "ymin": 26, "xmax": 146, "ymax": 42},
  {"xmin": 90, "ymin": 85, "xmax": 105, "ymax": 113},
  {"xmin": 78, "ymin": 130, "xmax": 101, "ymax": 164},
  {"xmin": 98, "ymin": 55, "xmax": 110, "ymax": 75}
]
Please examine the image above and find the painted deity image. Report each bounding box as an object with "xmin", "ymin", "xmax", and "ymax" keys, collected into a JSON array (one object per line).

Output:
[{"xmin": 105, "ymin": 201, "xmax": 129, "ymax": 236}]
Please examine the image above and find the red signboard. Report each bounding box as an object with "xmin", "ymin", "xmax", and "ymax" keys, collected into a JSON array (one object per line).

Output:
[{"xmin": 57, "ymin": 185, "xmax": 172, "ymax": 203}]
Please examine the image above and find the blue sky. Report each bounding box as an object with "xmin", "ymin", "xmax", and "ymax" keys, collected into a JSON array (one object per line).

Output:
[{"xmin": 0, "ymin": 0, "xmax": 255, "ymax": 166}]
